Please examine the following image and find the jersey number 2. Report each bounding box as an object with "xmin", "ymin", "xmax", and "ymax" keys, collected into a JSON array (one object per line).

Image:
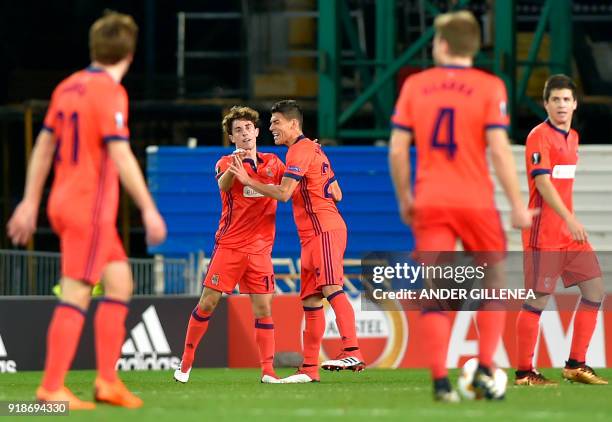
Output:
[
  {"xmin": 431, "ymin": 108, "xmax": 456, "ymax": 159},
  {"xmin": 54, "ymin": 111, "xmax": 80, "ymax": 164}
]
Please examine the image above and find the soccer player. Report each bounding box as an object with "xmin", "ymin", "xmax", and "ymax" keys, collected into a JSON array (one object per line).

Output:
[
  {"xmin": 228, "ymin": 100, "xmax": 364, "ymax": 383},
  {"xmin": 6, "ymin": 12, "xmax": 166, "ymax": 409},
  {"xmin": 173, "ymin": 106, "xmax": 285, "ymax": 384},
  {"xmin": 389, "ymin": 11, "xmax": 535, "ymax": 401},
  {"xmin": 515, "ymin": 75, "xmax": 607, "ymax": 386}
]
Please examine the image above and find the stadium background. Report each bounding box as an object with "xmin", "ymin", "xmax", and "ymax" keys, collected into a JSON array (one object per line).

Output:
[{"xmin": 1, "ymin": 0, "xmax": 612, "ymax": 375}]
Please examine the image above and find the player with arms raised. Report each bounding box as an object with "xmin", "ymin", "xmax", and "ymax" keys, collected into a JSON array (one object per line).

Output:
[
  {"xmin": 229, "ymin": 100, "xmax": 364, "ymax": 383},
  {"xmin": 7, "ymin": 11, "xmax": 166, "ymax": 409},
  {"xmin": 389, "ymin": 11, "xmax": 535, "ymax": 401},
  {"xmin": 173, "ymin": 106, "xmax": 285, "ymax": 384}
]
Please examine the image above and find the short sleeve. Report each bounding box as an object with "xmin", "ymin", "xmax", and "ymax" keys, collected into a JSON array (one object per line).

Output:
[
  {"xmin": 484, "ymin": 78, "xmax": 510, "ymax": 130},
  {"xmin": 525, "ymin": 131, "xmax": 551, "ymax": 178},
  {"xmin": 215, "ymin": 157, "xmax": 230, "ymax": 180},
  {"xmin": 284, "ymin": 144, "xmax": 314, "ymax": 181},
  {"xmin": 390, "ymin": 77, "xmax": 414, "ymax": 132},
  {"xmin": 98, "ymin": 85, "xmax": 130, "ymax": 143},
  {"xmin": 42, "ymin": 89, "xmax": 59, "ymax": 134},
  {"xmin": 275, "ymin": 156, "xmax": 286, "ymax": 184}
]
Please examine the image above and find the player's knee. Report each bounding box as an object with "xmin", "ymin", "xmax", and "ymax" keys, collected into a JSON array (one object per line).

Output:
[
  {"xmin": 252, "ymin": 303, "xmax": 272, "ymax": 318},
  {"xmin": 578, "ymin": 277, "xmax": 605, "ymax": 303},
  {"xmin": 525, "ymin": 293, "xmax": 549, "ymax": 310},
  {"xmin": 199, "ymin": 291, "xmax": 220, "ymax": 312},
  {"xmin": 60, "ymin": 278, "xmax": 93, "ymax": 309}
]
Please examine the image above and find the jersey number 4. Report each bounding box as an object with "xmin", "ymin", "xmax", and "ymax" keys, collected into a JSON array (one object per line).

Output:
[
  {"xmin": 54, "ymin": 111, "xmax": 80, "ymax": 164},
  {"xmin": 430, "ymin": 108, "xmax": 457, "ymax": 159}
]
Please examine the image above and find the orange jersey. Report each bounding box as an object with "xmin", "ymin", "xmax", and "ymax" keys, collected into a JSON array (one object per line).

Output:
[
  {"xmin": 42, "ymin": 66, "xmax": 130, "ymax": 225},
  {"xmin": 214, "ymin": 152, "xmax": 285, "ymax": 254},
  {"xmin": 523, "ymin": 120, "xmax": 579, "ymax": 248},
  {"xmin": 391, "ymin": 66, "xmax": 509, "ymax": 209},
  {"xmin": 284, "ymin": 136, "xmax": 346, "ymax": 243}
]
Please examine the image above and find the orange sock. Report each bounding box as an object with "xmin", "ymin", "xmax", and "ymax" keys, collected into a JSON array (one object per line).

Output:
[
  {"xmin": 254, "ymin": 317, "xmax": 275, "ymax": 374},
  {"xmin": 327, "ymin": 291, "xmax": 359, "ymax": 350},
  {"xmin": 181, "ymin": 306, "xmax": 211, "ymax": 371},
  {"xmin": 302, "ymin": 306, "xmax": 325, "ymax": 367},
  {"xmin": 41, "ymin": 303, "xmax": 86, "ymax": 391},
  {"xmin": 569, "ymin": 298, "xmax": 601, "ymax": 362},
  {"xmin": 476, "ymin": 301, "xmax": 506, "ymax": 369},
  {"xmin": 420, "ymin": 310, "xmax": 451, "ymax": 379},
  {"xmin": 95, "ymin": 298, "xmax": 129, "ymax": 383},
  {"xmin": 516, "ymin": 305, "xmax": 542, "ymax": 371}
]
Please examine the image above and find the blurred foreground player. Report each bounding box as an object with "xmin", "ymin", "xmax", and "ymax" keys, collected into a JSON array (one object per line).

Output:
[
  {"xmin": 229, "ymin": 100, "xmax": 364, "ymax": 383},
  {"xmin": 389, "ymin": 11, "xmax": 535, "ymax": 401},
  {"xmin": 515, "ymin": 75, "xmax": 607, "ymax": 386},
  {"xmin": 173, "ymin": 106, "xmax": 285, "ymax": 384},
  {"xmin": 7, "ymin": 12, "xmax": 167, "ymax": 409}
]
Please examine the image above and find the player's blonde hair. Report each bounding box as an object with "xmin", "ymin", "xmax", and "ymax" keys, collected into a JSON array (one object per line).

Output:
[
  {"xmin": 89, "ymin": 10, "xmax": 138, "ymax": 65},
  {"xmin": 222, "ymin": 106, "xmax": 260, "ymax": 135},
  {"xmin": 434, "ymin": 10, "xmax": 481, "ymax": 58}
]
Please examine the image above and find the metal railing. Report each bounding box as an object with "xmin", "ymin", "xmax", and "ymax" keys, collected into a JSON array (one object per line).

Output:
[
  {"xmin": 0, "ymin": 249, "xmax": 365, "ymax": 297},
  {"xmin": 0, "ymin": 250, "xmax": 197, "ymax": 296}
]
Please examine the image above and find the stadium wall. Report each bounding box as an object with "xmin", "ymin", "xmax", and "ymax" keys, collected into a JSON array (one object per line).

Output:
[
  {"xmin": 0, "ymin": 297, "xmax": 227, "ymax": 373},
  {"xmin": 2, "ymin": 294, "xmax": 609, "ymax": 372},
  {"xmin": 226, "ymin": 294, "xmax": 612, "ymax": 370}
]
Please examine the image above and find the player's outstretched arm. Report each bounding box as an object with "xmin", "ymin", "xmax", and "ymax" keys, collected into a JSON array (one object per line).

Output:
[
  {"xmin": 388, "ymin": 128, "xmax": 413, "ymax": 225},
  {"xmin": 486, "ymin": 129, "xmax": 537, "ymax": 229},
  {"xmin": 534, "ymin": 175, "xmax": 587, "ymax": 242},
  {"xmin": 228, "ymin": 155, "xmax": 297, "ymax": 202},
  {"xmin": 107, "ymin": 142, "xmax": 167, "ymax": 246},
  {"xmin": 6, "ymin": 130, "xmax": 56, "ymax": 245}
]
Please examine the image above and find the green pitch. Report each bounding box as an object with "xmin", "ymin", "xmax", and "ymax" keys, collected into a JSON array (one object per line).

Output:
[{"xmin": 1, "ymin": 368, "xmax": 610, "ymax": 421}]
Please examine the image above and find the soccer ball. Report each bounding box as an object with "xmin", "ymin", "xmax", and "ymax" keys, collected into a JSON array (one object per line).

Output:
[{"xmin": 457, "ymin": 357, "xmax": 507, "ymax": 400}]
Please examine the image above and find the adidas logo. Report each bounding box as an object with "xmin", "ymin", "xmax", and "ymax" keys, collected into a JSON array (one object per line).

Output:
[
  {"xmin": 0, "ymin": 333, "xmax": 17, "ymax": 373},
  {"xmin": 116, "ymin": 305, "xmax": 180, "ymax": 371}
]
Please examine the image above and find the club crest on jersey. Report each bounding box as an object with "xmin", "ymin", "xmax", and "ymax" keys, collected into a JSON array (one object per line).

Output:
[
  {"xmin": 266, "ymin": 167, "xmax": 274, "ymax": 177},
  {"xmin": 211, "ymin": 274, "xmax": 220, "ymax": 285},
  {"xmin": 115, "ymin": 112, "xmax": 124, "ymax": 129},
  {"xmin": 531, "ymin": 152, "xmax": 541, "ymax": 165}
]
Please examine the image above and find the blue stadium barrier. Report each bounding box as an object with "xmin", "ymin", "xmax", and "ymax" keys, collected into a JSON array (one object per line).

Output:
[{"xmin": 147, "ymin": 146, "xmax": 416, "ymax": 264}]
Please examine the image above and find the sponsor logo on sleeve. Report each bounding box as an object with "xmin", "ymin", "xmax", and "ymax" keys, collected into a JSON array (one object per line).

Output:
[
  {"xmin": 288, "ymin": 166, "xmax": 301, "ymax": 173},
  {"xmin": 115, "ymin": 112, "xmax": 124, "ymax": 129},
  {"xmin": 531, "ymin": 152, "xmax": 541, "ymax": 165}
]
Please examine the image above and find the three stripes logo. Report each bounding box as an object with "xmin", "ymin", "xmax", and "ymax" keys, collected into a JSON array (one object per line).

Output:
[
  {"xmin": 116, "ymin": 305, "xmax": 180, "ymax": 371},
  {"xmin": 0, "ymin": 333, "xmax": 17, "ymax": 373}
]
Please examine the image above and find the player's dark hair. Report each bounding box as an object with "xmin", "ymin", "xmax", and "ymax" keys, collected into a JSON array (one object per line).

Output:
[
  {"xmin": 543, "ymin": 74, "xmax": 577, "ymax": 102},
  {"xmin": 222, "ymin": 106, "xmax": 259, "ymax": 135},
  {"xmin": 434, "ymin": 11, "xmax": 480, "ymax": 57},
  {"xmin": 89, "ymin": 10, "xmax": 138, "ymax": 65},
  {"xmin": 271, "ymin": 100, "xmax": 303, "ymax": 129}
]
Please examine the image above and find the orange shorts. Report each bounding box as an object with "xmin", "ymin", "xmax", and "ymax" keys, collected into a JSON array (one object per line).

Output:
[
  {"xmin": 52, "ymin": 219, "xmax": 127, "ymax": 285},
  {"xmin": 203, "ymin": 247, "xmax": 274, "ymax": 294},
  {"xmin": 412, "ymin": 207, "xmax": 506, "ymax": 252},
  {"xmin": 524, "ymin": 241, "xmax": 602, "ymax": 294},
  {"xmin": 300, "ymin": 229, "xmax": 347, "ymax": 300}
]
